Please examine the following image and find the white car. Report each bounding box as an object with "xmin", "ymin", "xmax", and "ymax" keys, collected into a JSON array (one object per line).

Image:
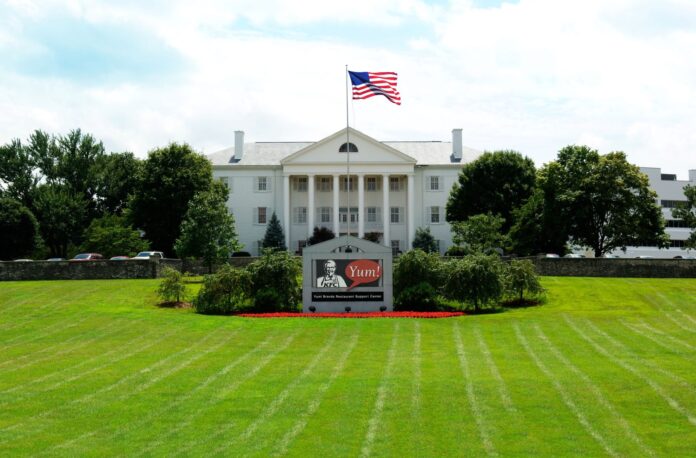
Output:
[{"xmin": 132, "ymin": 251, "xmax": 165, "ymax": 260}]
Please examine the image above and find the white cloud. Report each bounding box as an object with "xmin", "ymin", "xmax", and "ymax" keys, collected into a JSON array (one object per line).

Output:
[{"xmin": 1, "ymin": 0, "xmax": 695, "ymax": 176}]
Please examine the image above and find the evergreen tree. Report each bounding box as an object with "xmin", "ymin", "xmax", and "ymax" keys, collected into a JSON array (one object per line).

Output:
[
  {"xmin": 412, "ymin": 227, "xmax": 438, "ymax": 253},
  {"xmin": 262, "ymin": 212, "xmax": 286, "ymax": 251}
]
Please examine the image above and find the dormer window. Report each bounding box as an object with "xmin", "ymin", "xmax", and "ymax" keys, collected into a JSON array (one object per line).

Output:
[{"xmin": 339, "ymin": 142, "xmax": 358, "ymax": 153}]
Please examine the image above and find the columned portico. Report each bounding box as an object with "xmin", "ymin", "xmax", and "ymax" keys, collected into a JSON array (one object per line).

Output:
[
  {"xmin": 382, "ymin": 174, "xmax": 390, "ymax": 246},
  {"xmin": 307, "ymin": 174, "xmax": 315, "ymax": 237},
  {"xmin": 332, "ymin": 174, "xmax": 340, "ymax": 236},
  {"xmin": 283, "ymin": 174, "xmax": 290, "ymax": 250},
  {"xmin": 407, "ymin": 173, "xmax": 415, "ymax": 250},
  {"xmin": 358, "ymin": 174, "xmax": 365, "ymax": 238}
]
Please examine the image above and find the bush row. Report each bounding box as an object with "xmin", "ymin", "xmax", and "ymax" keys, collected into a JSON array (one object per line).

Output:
[{"xmin": 393, "ymin": 250, "xmax": 544, "ymax": 312}]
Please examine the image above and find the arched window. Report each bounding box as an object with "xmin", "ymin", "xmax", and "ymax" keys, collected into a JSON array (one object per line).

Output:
[{"xmin": 338, "ymin": 142, "xmax": 358, "ymax": 153}]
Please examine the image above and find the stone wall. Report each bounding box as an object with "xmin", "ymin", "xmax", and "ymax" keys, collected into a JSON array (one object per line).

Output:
[{"xmin": 530, "ymin": 257, "xmax": 696, "ymax": 278}]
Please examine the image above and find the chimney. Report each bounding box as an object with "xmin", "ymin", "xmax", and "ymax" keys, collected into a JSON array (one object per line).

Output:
[
  {"xmin": 452, "ymin": 128, "xmax": 462, "ymax": 161},
  {"xmin": 234, "ymin": 130, "xmax": 244, "ymax": 160}
]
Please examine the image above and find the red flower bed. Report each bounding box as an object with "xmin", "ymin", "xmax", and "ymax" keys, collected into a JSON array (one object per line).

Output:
[{"xmin": 235, "ymin": 311, "xmax": 464, "ymax": 319}]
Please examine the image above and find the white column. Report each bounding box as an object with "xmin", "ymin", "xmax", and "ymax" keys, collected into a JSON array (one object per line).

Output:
[
  {"xmin": 358, "ymin": 174, "xmax": 365, "ymax": 238},
  {"xmin": 382, "ymin": 174, "xmax": 390, "ymax": 247},
  {"xmin": 307, "ymin": 174, "xmax": 315, "ymax": 238},
  {"xmin": 333, "ymin": 174, "xmax": 340, "ymax": 236},
  {"xmin": 283, "ymin": 174, "xmax": 290, "ymax": 251},
  {"xmin": 407, "ymin": 173, "xmax": 415, "ymax": 250}
]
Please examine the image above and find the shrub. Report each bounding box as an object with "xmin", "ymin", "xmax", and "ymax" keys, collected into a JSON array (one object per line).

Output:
[
  {"xmin": 412, "ymin": 227, "xmax": 438, "ymax": 253},
  {"xmin": 262, "ymin": 212, "xmax": 286, "ymax": 251},
  {"xmin": 393, "ymin": 249, "xmax": 443, "ymax": 310},
  {"xmin": 504, "ymin": 259, "xmax": 544, "ymax": 304},
  {"xmin": 194, "ymin": 264, "xmax": 251, "ymax": 315},
  {"xmin": 444, "ymin": 254, "xmax": 504, "ymax": 312},
  {"xmin": 363, "ymin": 232, "xmax": 381, "ymax": 243},
  {"xmin": 247, "ymin": 250, "xmax": 301, "ymax": 312},
  {"xmin": 308, "ymin": 226, "xmax": 335, "ymax": 245},
  {"xmin": 157, "ymin": 266, "xmax": 187, "ymax": 303}
]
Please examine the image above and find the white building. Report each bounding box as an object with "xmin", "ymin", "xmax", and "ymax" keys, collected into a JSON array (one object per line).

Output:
[
  {"xmin": 208, "ymin": 127, "xmax": 480, "ymax": 255},
  {"xmin": 604, "ymin": 167, "xmax": 696, "ymax": 258}
]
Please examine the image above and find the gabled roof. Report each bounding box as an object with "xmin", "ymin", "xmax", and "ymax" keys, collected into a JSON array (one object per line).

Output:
[{"xmin": 207, "ymin": 128, "xmax": 480, "ymax": 166}]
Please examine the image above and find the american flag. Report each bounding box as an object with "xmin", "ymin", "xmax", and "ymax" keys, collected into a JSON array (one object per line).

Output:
[{"xmin": 348, "ymin": 71, "xmax": 401, "ymax": 105}]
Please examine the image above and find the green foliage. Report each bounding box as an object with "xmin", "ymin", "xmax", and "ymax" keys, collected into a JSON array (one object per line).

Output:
[
  {"xmin": 0, "ymin": 197, "xmax": 42, "ymax": 260},
  {"xmin": 450, "ymin": 213, "xmax": 506, "ymax": 255},
  {"xmin": 247, "ymin": 250, "xmax": 301, "ymax": 312},
  {"xmin": 508, "ymin": 188, "xmax": 568, "ymax": 256},
  {"xmin": 32, "ymin": 184, "xmax": 88, "ymax": 258},
  {"xmin": 174, "ymin": 182, "xmax": 241, "ymax": 270},
  {"xmin": 194, "ymin": 264, "xmax": 252, "ymax": 315},
  {"xmin": 672, "ymin": 185, "xmax": 696, "ymax": 249},
  {"xmin": 536, "ymin": 146, "xmax": 668, "ymax": 257},
  {"xmin": 446, "ymin": 150, "xmax": 536, "ymax": 232},
  {"xmin": 94, "ymin": 152, "xmax": 143, "ymax": 215},
  {"xmin": 261, "ymin": 212, "xmax": 286, "ymax": 251},
  {"xmin": 79, "ymin": 214, "xmax": 149, "ymax": 258},
  {"xmin": 157, "ymin": 266, "xmax": 187, "ymax": 303},
  {"xmin": 393, "ymin": 249, "xmax": 443, "ymax": 310},
  {"xmin": 130, "ymin": 142, "xmax": 213, "ymax": 256},
  {"xmin": 504, "ymin": 259, "xmax": 544, "ymax": 303},
  {"xmin": 0, "ymin": 139, "xmax": 37, "ymax": 205},
  {"xmin": 308, "ymin": 226, "xmax": 335, "ymax": 245},
  {"xmin": 412, "ymin": 227, "xmax": 438, "ymax": 253},
  {"xmin": 363, "ymin": 232, "xmax": 381, "ymax": 244},
  {"xmin": 444, "ymin": 254, "xmax": 504, "ymax": 311}
]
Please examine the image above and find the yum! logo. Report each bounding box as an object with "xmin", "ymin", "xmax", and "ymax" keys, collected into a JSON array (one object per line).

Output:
[{"xmin": 345, "ymin": 259, "xmax": 382, "ymax": 290}]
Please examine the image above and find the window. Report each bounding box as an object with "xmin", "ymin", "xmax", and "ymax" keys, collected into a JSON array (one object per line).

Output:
[
  {"xmin": 293, "ymin": 207, "xmax": 307, "ymax": 224},
  {"xmin": 429, "ymin": 206, "xmax": 441, "ymax": 224},
  {"xmin": 666, "ymin": 219, "xmax": 689, "ymax": 228},
  {"xmin": 390, "ymin": 207, "xmax": 402, "ymax": 224},
  {"xmin": 366, "ymin": 207, "xmax": 381, "ymax": 223},
  {"xmin": 255, "ymin": 176, "xmax": 271, "ymax": 192},
  {"xmin": 389, "ymin": 176, "xmax": 403, "ymax": 191},
  {"xmin": 427, "ymin": 176, "xmax": 442, "ymax": 191},
  {"xmin": 317, "ymin": 177, "xmax": 332, "ymax": 192},
  {"xmin": 670, "ymin": 239, "xmax": 687, "ymax": 248},
  {"xmin": 661, "ymin": 200, "xmax": 687, "ymax": 208},
  {"xmin": 340, "ymin": 177, "xmax": 356, "ymax": 191},
  {"xmin": 366, "ymin": 177, "xmax": 380, "ymax": 191},
  {"xmin": 319, "ymin": 207, "xmax": 332, "ymax": 223},
  {"xmin": 391, "ymin": 240, "xmax": 401, "ymax": 255},
  {"xmin": 218, "ymin": 177, "xmax": 230, "ymax": 192},
  {"xmin": 339, "ymin": 142, "xmax": 358, "ymax": 152},
  {"xmin": 254, "ymin": 207, "xmax": 268, "ymax": 225},
  {"xmin": 293, "ymin": 177, "xmax": 307, "ymax": 192},
  {"xmin": 339, "ymin": 207, "xmax": 359, "ymax": 223}
]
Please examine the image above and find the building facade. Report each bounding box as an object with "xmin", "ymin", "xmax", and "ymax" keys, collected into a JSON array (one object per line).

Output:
[
  {"xmin": 602, "ymin": 167, "xmax": 696, "ymax": 258},
  {"xmin": 209, "ymin": 127, "xmax": 480, "ymax": 255}
]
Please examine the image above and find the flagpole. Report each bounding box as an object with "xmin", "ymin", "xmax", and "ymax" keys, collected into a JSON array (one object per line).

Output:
[{"xmin": 345, "ymin": 64, "xmax": 351, "ymax": 239}]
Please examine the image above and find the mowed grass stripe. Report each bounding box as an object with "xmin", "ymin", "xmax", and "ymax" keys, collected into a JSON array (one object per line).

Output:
[
  {"xmin": 534, "ymin": 323, "xmax": 655, "ymax": 456},
  {"xmin": 514, "ymin": 323, "xmax": 619, "ymax": 457},
  {"xmin": 166, "ymin": 331, "xmax": 301, "ymax": 457},
  {"xmin": 475, "ymin": 326, "xmax": 515, "ymax": 413},
  {"xmin": 664, "ymin": 313, "xmax": 696, "ymax": 333},
  {"xmin": 621, "ymin": 320, "xmax": 696, "ymax": 353},
  {"xmin": 212, "ymin": 329, "xmax": 340, "ymax": 455},
  {"xmin": 454, "ymin": 322, "xmax": 497, "ymax": 457},
  {"xmin": 360, "ymin": 322, "xmax": 400, "ymax": 458},
  {"xmin": 563, "ymin": 316, "xmax": 696, "ymax": 427},
  {"xmin": 272, "ymin": 330, "xmax": 361, "ymax": 456}
]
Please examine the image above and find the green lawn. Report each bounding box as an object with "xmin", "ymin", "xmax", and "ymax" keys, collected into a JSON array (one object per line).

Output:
[{"xmin": 0, "ymin": 277, "xmax": 695, "ymax": 456}]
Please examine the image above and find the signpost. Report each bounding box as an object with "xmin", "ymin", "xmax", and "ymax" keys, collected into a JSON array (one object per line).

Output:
[{"xmin": 302, "ymin": 235, "xmax": 393, "ymax": 313}]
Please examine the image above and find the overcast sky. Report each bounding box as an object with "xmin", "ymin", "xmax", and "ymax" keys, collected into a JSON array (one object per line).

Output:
[{"xmin": 2, "ymin": 0, "xmax": 695, "ymax": 176}]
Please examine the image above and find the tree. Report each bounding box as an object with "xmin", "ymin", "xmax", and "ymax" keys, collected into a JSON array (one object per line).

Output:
[
  {"xmin": 446, "ymin": 150, "xmax": 536, "ymax": 232},
  {"xmin": 32, "ymin": 184, "xmax": 87, "ymax": 258},
  {"xmin": 130, "ymin": 143, "xmax": 213, "ymax": 255},
  {"xmin": 308, "ymin": 226, "xmax": 335, "ymax": 245},
  {"xmin": 542, "ymin": 146, "xmax": 668, "ymax": 257},
  {"xmin": 672, "ymin": 185, "xmax": 696, "ymax": 249},
  {"xmin": 0, "ymin": 139, "xmax": 37, "ymax": 206},
  {"xmin": 247, "ymin": 250, "xmax": 301, "ymax": 312},
  {"xmin": 0, "ymin": 198, "xmax": 41, "ymax": 260},
  {"xmin": 444, "ymin": 254, "xmax": 504, "ymax": 312},
  {"xmin": 412, "ymin": 227, "xmax": 438, "ymax": 253},
  {"xmin": 174, "ymin": 182, "xmax": 241, "ymax": 271},
  {"xmin": 262, "ymin": 212, "xmax": 286, "ymax": 251},
  {"xmin": 504, "ymin": 259, "xmax": 544, "ymax": 303},
  {"xmin": 393, "ymin": 249, "xmax": 443, "ymax": 310},
  {"xmin": 450, "ymin": 213, "xmax": 506, "ymax": 255},
  {"xmin": 508, "ymin": 188, "xmax": 569, "ymax": 256},
  {"xmin": 94, "ymin": 152, "xmax": 143, "ymax": 215},
  {"xmin": 157, "ymin": 266, "xmax": 187, "ymax": 304},
  {"xmin": 79, "ymin": 214, "xmax": 149, "ymax": 258}
]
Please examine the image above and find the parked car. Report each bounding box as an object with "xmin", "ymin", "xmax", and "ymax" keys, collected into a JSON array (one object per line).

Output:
[
  {"xmin": 46, "ymin": 257, "xmax": 66, "ymax": 261},
  {"xmin": 69, "ymin": 253, "xmax": 104, "ymax": 262},
  {"xmin": 132, "ymin": 251, "xmax": 165, "ymax": 260},
  {"xmin": 13, "ymin": 259, "xmax": 32, "ymax": 262},
  {"xmin": 110, "ymin": 256, "xmax": 130, "ymax": 260},
  {"xmin": 564, "ymin": 253, "xmax": 585, "ymax": 258},
  {"xmin": 545, "ymin": 253, "xmax": 560, "ymax": 258}
]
